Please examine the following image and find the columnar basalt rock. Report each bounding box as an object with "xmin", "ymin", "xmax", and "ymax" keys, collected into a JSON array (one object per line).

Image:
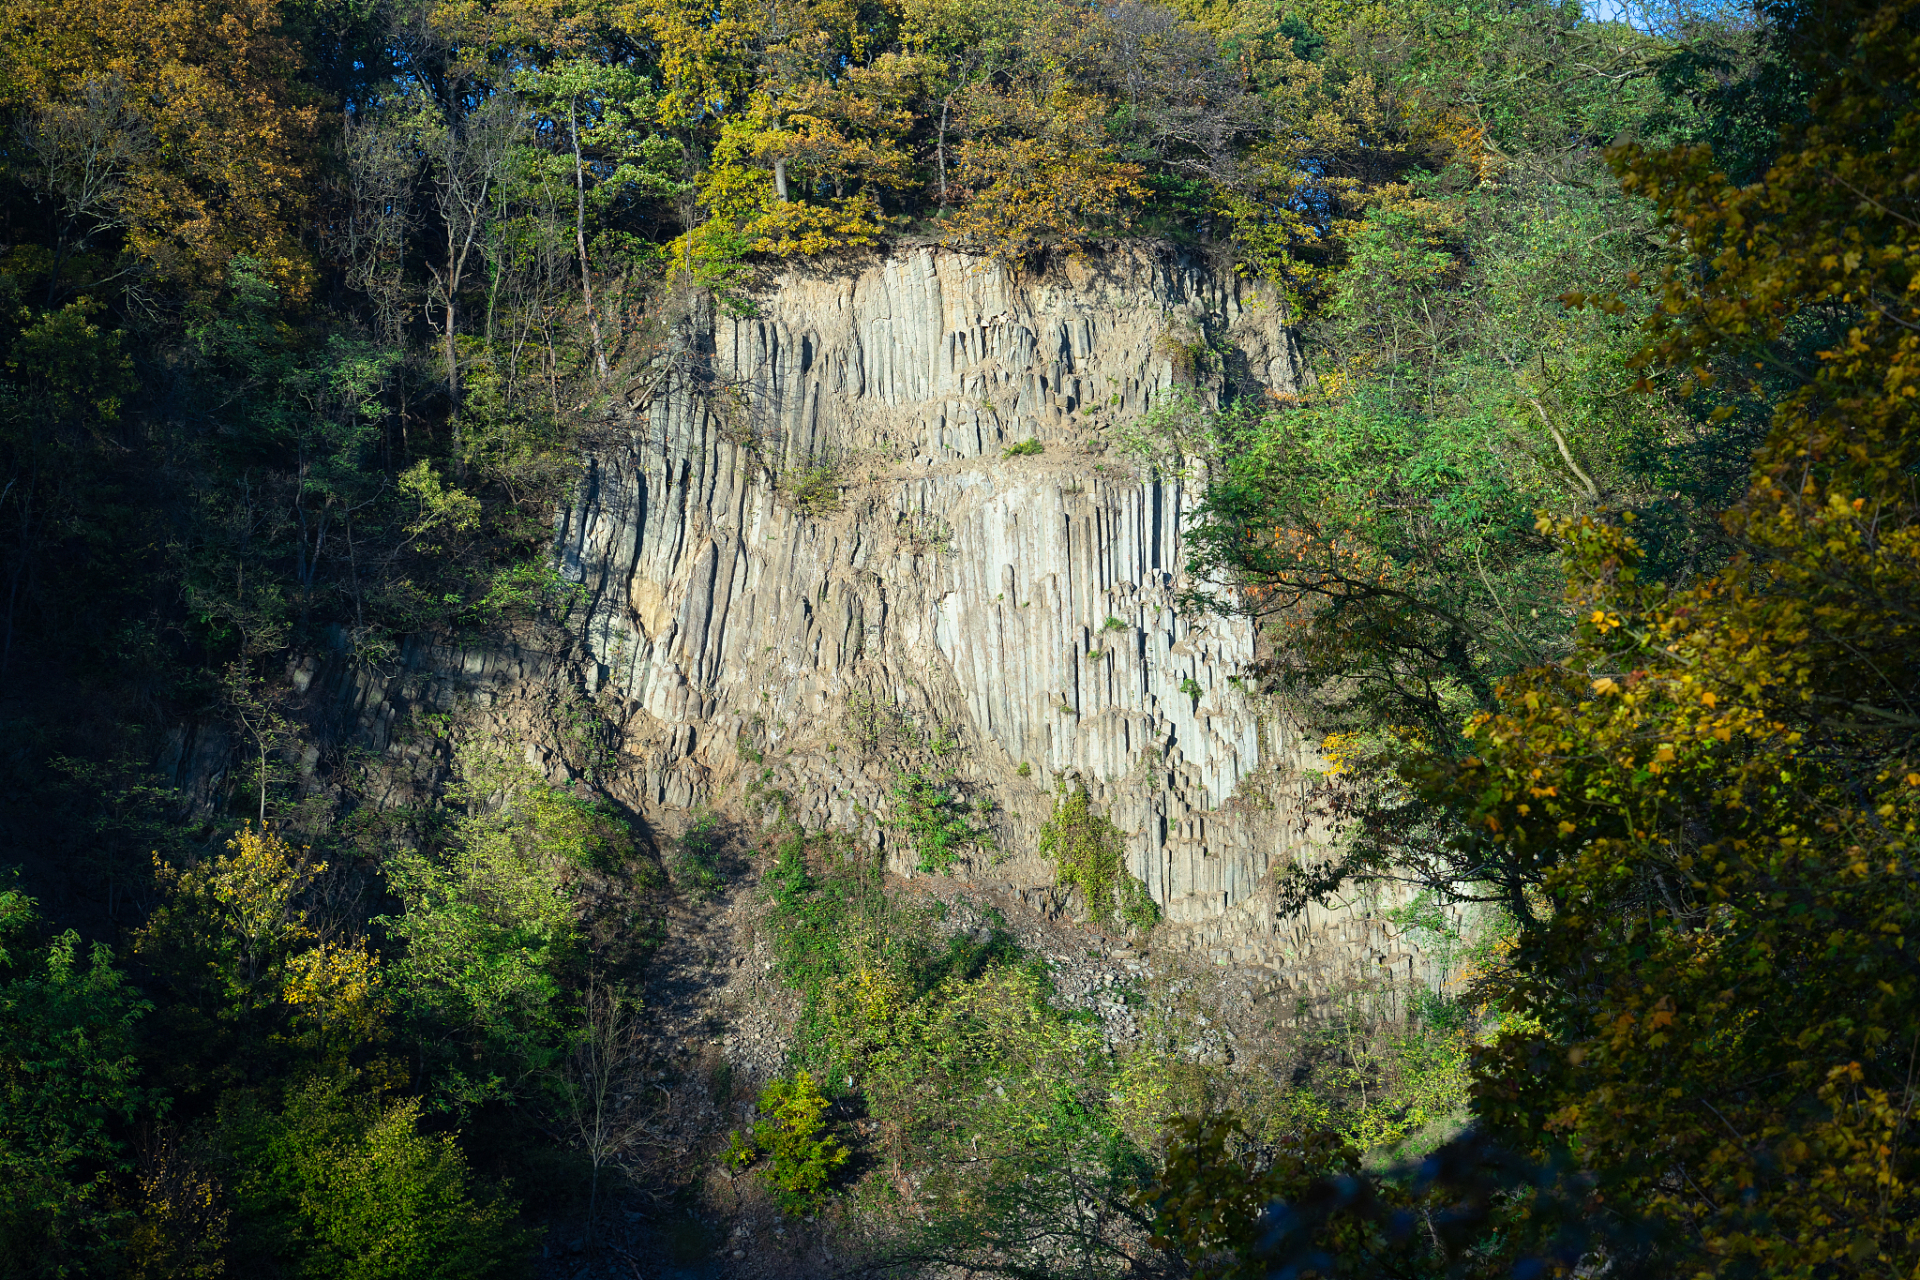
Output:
[
  {"xmin": 555, "ymin": 244, "xmax": 1357, "ymax": 945},
  {"xmin": 193, "ymin": 242, "xmax": 1456, "ymax": 1006}
]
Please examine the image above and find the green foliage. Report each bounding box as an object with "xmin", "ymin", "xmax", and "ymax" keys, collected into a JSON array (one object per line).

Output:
[
  {"xmin": 731, "ymin": 1071, "xmax": 849, "ymax": 1215},
  {"xmin": 763, "ymin": 830, "xmax": 1019, "ymax": 1073},
  {"xmin": 0, "ymin": 886, "xmax": 157, "ymax": 1278},
  {"xmin": 222, "ymin": 1077, "xmax": 534, "ymax": 1279},
  {"xmin": 135, "ymin": 824, "xmax": 390, "ymax": 1090},
  {"xmin": 1422, "ymin": 6, "xmax": 1920, "ymax": 1269},
  {"xmin": 380, "ymin": 744, "xmax": 624, "ymax": 1108},
  {"xmin": 6, "ymin": 300, "xmax": 135, "ymax": 425},
  {"xmin": 1289, "ymin": 1002, "xmax": 1471, "ymax": 1156},
  {"xmin": 1000, "ymin": 438, "xmax": 1043, "ymax": 457},
  {"xmin": 764, "ymin": 831, "xmax": 913, "ymax": 1075},
  {"xmin": 779, "ymin": 462, "xmax": 841, "ymax": 516},
  {"xmin": 858, "ymin": 962, "xmax": 1154, "ymax": 1276},
  {"xmin": 885, "ymin": 766, "xmax": 992, "ymax": 874},
  {"xmin": 760, "ymin": 828, "xmax": 1155, "ymax": 1273},
  {"xmin": 464, "ymin": 559, "xmax": 586, "ymax": 627},
  {"xmin": 1108, "ymin": 389, "xmax": 1216, "ymax": 482},
  {"xmin": 1154, "ymin": 5, "xmax": 1919, "ymax": 1277},
  {"xmin": 1184, "ymin": 180, "xmax": 1713, "ymax": 756},
  {"xmin": 1176, "ymin": 66, "xmax": 1778, "ymax": 925},
  {"xmin": 1039, "ymin": 782, "xmax": 1157, "ymax": 932},
  {"xmin": 667, "ymin": 811, "xmax": 726, "ymax": 901},
  {"xmin": 398, "ymin": 462, "xmax": 483, "ymax": 542},
  {"xmin": 1144, "ymin": 1116, "xmax": 1422, "ymax": 1280}
]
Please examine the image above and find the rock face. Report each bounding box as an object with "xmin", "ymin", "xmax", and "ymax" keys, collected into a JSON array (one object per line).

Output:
[{"xmin": 552, "ymin": 242, "xmax": 1401, "ymax": 978}]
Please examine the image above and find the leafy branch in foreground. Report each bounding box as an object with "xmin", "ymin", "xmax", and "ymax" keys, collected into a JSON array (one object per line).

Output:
[{"xmin": 1160, "ymin": 3, "xmax": 1920, "ymax": 1275}]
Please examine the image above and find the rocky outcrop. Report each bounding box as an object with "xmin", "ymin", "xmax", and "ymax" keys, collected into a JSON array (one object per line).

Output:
[
  {"xmin": 185, "ymin": 243, "xmax": 1446, "ymax": 998},
  {"xmin": 544, "ymin": 242, "xmax": 1430, "ymax": 986}
]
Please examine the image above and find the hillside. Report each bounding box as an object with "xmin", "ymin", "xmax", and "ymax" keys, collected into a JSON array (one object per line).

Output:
[{"xmin": 4, "ymin": 0, "xmax": 1917, "ymax": 1277}]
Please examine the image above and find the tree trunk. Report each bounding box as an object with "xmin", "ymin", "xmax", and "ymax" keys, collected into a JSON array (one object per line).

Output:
[
  {"xmin": 569, "ymin": 99, "xmax": 610, "ymax": 381},
  {"xmin": 937, "ymin": 97, "xmax": 950, "ymax": 206},
  {"xmin": 443, "ymin": 218, "xmax": 461, "ymax": 410},
  {"xmin": 773, "ymin": 156, "xmax": 789, "ymax": 202}
]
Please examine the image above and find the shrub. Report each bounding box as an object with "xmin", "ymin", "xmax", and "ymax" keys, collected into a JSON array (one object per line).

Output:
[
  {"xmin": 0, "ymin": 888, "xmax": 157, "ymax": 1278},
  {"xmin": 224, "ymin": 1077, "xmax": 533, "ymax": 1280},
  {"xmin": 378, "ymin": 745, "xmax": 605, "ymax": 1106},
  {"xmin": 782, "ymin": 463, "xmax": 840, "ymax": 516},
  {"xmin": 757, "ymin": 831, "xmax": 1152, "ymax": 1272},
  {"xmin": 669, "ymin": 811, "xmax": 726, "ymax": 901},
  {"xmin": 1038, "ymin": 783, "xmax": 1158, "ymax": 932},
  {"xmin": 1002, "ymin": 438, "xmax": 1043, "ymax": 457},
  {"xmin": 736, "ymin": 1071, "xmax": 848, "ymax": 1215},
  {"xmin": 886, "ymin": 767, "xmax": 993, "ymax": 874}
]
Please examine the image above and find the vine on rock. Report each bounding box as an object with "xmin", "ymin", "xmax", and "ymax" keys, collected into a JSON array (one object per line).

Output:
[{"xmin": 1039, "ymin": 781, "xmax": 1158, "ymax": 932}]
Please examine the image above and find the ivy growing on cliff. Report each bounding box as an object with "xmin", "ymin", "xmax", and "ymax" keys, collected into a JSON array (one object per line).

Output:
[{"xmin": 1041, "ymin": 781, "xmax": 1157, "ymax": 932}]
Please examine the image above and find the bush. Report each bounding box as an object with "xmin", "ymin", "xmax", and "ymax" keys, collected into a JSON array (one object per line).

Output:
[
  {"xmin": 733, "ymin": 1071, "xmax": 849, "ymax": 1215},
  {"xmin": 1039, "ymin": 783, "xmax": 1158, "ymax": 932},
  {"xmin": 886, "ymin": 767, "xmax": 993, "ymax": 874},
  {"xmin": 224, "ymin": 1077, "xmax": 534, "ymax": 1280},
  {"xmin": 378, "ymin": 745, "xmax": 609, "ymax": 1107},
  {"xmin": 668, "ymin": 811, "xmax": 726, "ymax": 901},
  {"xmin": 763, "ymin": 830, "xmax": 1023, "ymax": 1074},
  {"xmin": 781, "ymin": 462, "xmax": 841, "ymax": 516},
  {"xmin": 757, "ymin": 831, "xmax": 1147, "ymax": 1271},
  {"xmin": 1002, "ymin": 438, "xmax": 1044, "ymax": 457},
  {"xmin": 0, "ymin": 888, "xmax": 156, "ymax": 1279}
]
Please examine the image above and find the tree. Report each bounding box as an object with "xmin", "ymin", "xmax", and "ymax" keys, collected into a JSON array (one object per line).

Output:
[
  {"xmin": 1430, "ymin": 1, "xmax": 1920, "ymax": 1270},
  {"xmin": 1160, "ymin": 1, "xmax": 1920, "ymax": 1272},
  {"xmin": 380, "ymin": 742, "xmax": 627, "ymax": 1108},
  {"xmin": 517, "ymin": 60, "xmax": 684, "ymax": 380},
  {"xmin": 421, "ymin": 92, "xmax": 526, "ymax": 413},
  {"xmin": 223, "ymin": 1075, "xmax": 534, "ymax": 1280},
  {"xmin": 136, "ymin": 824, "xmax": 389, "ymax": 1087},
  {"xmin": 0, "ymin": 883, "xmax": 159, "ymax": 1278},
  {"xmin": 0, "ymin": 0, "xmax": 318, "ymax": 293},
  {"xmin": 12, "ymin": 73, "xmax": 154, "ymax": 305},
  {"xmin": 545, "ymin": 975, "xmax": 648, "ymax": 1246}
]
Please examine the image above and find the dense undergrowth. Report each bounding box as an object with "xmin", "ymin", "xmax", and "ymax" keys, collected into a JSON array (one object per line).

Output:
[{"xmin": 717, "ymin": 820, "xmax": 1477, "ymax": 1274}]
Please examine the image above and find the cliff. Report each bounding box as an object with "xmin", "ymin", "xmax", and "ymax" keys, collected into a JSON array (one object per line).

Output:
[
  {"xmin": 547, "ymin": 243, "xmax": 1417, "ymax": 986},
  {"xmin": 196, "ymin": 243, "xmax": 1433, "ymax": 1003}
]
